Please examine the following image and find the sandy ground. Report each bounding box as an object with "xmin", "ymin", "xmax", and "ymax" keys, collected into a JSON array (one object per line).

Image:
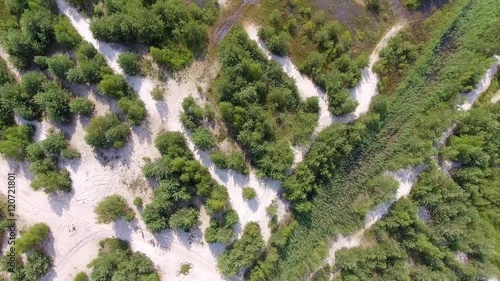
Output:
[
  {"xmin": 491, "ymin": 90, "xmax": 500, "ymax": 104},
  {"xmin": 244, "ymin": 22, "xmax": 406, "ymax": 165},
  {"xmin": 323, "ymin": 56, "xmax": 500, "ymax": 271},
  {"xmin": 0, "ymin": 46, "xmax": 22, "ymax": 81}
]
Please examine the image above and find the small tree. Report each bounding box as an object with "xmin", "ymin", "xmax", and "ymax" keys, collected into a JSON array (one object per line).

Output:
[
  {"xmin": 34, "ymin": 82, "xmax": 71, "ymax": 124},
  {"xmin": 46, "ymin": 54, "xmax": 74, "ymax": 79},
  {"xmin": 24, "ymin": 250, "xmax": 52, "ymax": 280},
  {"xmin": 133, "ymin": 197, "xmax": 143, "ymax": 207},
  {"xmin": 85, "ymin": 113, "xmax": 130, "ymax": 148},
  {"xmin": 54, "ymin": 17, "xmax": 82, "ymax": 49},
  {"xmin": 191, "ymin": 128, "xmax": 216, "ymax": 150},
  {"xmin": 117, "ymin": 97, "xmax": 146, "ymax": 126},
  {"xmin": 242, "ymin": 187, "xmax": 257, "ymax": 200},
  {"xmin": 150, "ymin": 86, "xmax": 164, "ymax": 101},
  {"xmin": 118, "ymin": 52, "xmax": 140, "ymax": 75},
  {"xmin": 97, "ymin": 74, "xmax": 129, "ymax": 99},
  {"xmin": 16, "ymin": 223, "xmax": 50, "ymax": 253},
  {"xmin": 70, "ymin": 98, "xmax": 95, "ymax": 116},
  {"xmin": 73, "ymin": 272, "xmax": 88, "ymax": 281},
  {"xmin": 95, "ymin": 195, "xmax": 134, "ymax": 224},
  {"xmin": 168, "ymin": 207, "xmax": 199, "ymax": 230}
]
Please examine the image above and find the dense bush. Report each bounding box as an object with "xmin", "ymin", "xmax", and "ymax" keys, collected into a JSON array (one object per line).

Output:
[
  {"xmin": 27, "ymin": 131, "xmax": 77, "ymax": 193},
  {"xmin": 168, "ymin": 207, "xmax": 199, "ymax": 230},
  {"xmin": 95, "ymin": 195, "xmax": 135, "ymax": 223},
  {"xmin": 242, "ymin": 187, "xmax": 257, "ymax": 200},
  {"xmin": 88, "ymin": 238, "xmax": 159, "ymax": 281},
  {"xmin": 142, "ymin": 132, "xmax": 233, "ymax": 235},
  {"xmin": 0, "ymin": 125, "xmax": 34, "ymax": 160},
  {"xmin": 34, "ymin": 81, "xmax": 71, "ymax": 124},
  {"xmin": 217, "ymin": 222, "xmax": 264, "ymax": 277},
  {"xmin": 54, "ymin": 16, "xmax": 82, "ymax": 49},
  {"xmin": 70, "ymin": 97, "xmax": 94, "ymax": 116},
  {"xmin": 67, "ymin": 42, "xmax": 111, "ymax": 84},
  {"xmin": 0, "ymin": 58, "xmax": 13, "ymax": 86},
  {"xmin": 180, "ymin": 96, "xmax": 203, "ymax": 130},
  {"xmin": 216, "ymin": 27, "xmax": 317, "ymax": 179},
  {"xmin": 191, "ymin": 128, "xmax": 216, "ymax": 150},
  {"xmin": 73, "ymin": 272, "xmax": 88, "ymax": 281},
  {"xmin": 210, "ymin": 149, "xmax": 249, "ymax": 174},
  {"xmin": 1, "ymin": 71, "xmax": 46, "ymax": 120},
  {"xmin": 97, "ymin": 74, "xmax": 130, "ymax": 99},
  {"xmin": 3, "ymin": 2, "xmax": 58, "ymax": 68},
  {"xmin": 24, "ymin": 250, "xmax": 52, "ymax": 280},
  {"xmin": 117, "ymin": 97, "xmax": 146, "ymax": 126},
  {"xmin": 118, "ymin": 52, "xmax": 140, "ymax": 75},
  {"xmin": 150, "ymin": 86, "xmax": 164, "ymax": 101},
  {"xmin": 204, "ymin": 209, "xmax": 239, "ymax": 244},
  {"xmin": 46, "ymin": 54, "xmax": 74, "ymax": 78},
  {"xmin": 85, "ymin": 113, "xmax": 130, "ymax": 149},
  {"xmin": 16, "ymin": 223, "xmax": 50, "ymax": 253},
  {"xmin": 88, "ymin": 0, "xmax": 218, "ymax": 71}
]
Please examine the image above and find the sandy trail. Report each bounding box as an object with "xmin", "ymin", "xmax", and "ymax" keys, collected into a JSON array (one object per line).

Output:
[
  {"xmin": 491, "ymin": 90, "xmax": 500, "ymax": 103},
  {"xmin": 244, "ymin": 23, "xmax": 405, "ymax": 165},
  {"xmin": 324, "ymin": 56, "xmax": 500, "ymax": 268}
]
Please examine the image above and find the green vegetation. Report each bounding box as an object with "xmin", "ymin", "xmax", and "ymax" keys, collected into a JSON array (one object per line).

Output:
[
  {"xmin": 2, "ymin": 225, "xmax": 53, "ymax": 281},
  {"xmin": 118, "ymin": 52, "xmax": 140, "ymax": 76},
  {"xmin": 150, "ymin": 86, "xmax": 165, "ymax": 101},
  {"xmin": 217, "ymin": 222, "xmax": 264, "ymax": 277},
  {"xmin": 215, "ymin": 27, "xmax": 317, "ymax": 180},
  {"xmin": 204, "ymin": 209, "xmax": 239, "ymax": 244},
  {"xmin": 69, "ymin": 97, "xmax": 95, "ymax": 116},
  {"xmin": 46, "ymin": 54, "xmax": 74, "ymax": 79},
  {"xmin": 54, "ymin": 16, "xmax": 82, "ymax": 49},
  {"xmin": 210, "ymin": 149, "xmax": 249, "ymax": 174},
  {"xmin": 88, "ymin": 238, "xmax": 159, "ymax": 281},
  {"xmin": 67, "ymin": 42, "xmax": 112, "ymax": 85},
  {"xmin": 179, "ymin": 263, "xmax": 192, "ymax": 275},
  {"xmin": 0, "ymin": 125, "xmax": 34, "ymax": 160},
  {"xmin": 133, "ymin": 197, "xmax": 143, "ymax": 207},
  {"xmin": 168, "ymin": 207, "xmax": 199, "ymax": 230},
  {"xmin": 27, "ymin": 131, "xmax": 78, "ymax": 193},
  {"xmin": 402, "ymin": 0, "xmax": 425, "ymax": 10},
  {"xmin": 257, "ymin": 0, "xmax": 363, "ymax": 115},
  {"xmin": 3, "ymin": 1, "xmax": 58, "ymax": 68},
  {"xmin": 73, "ymin": 272, "xmax": 88, "ymax": 281},
  {"xmin": 191, "ymin": 128, "xmax": 216, "ymax": 150},
  {"xmin": 16, "ymin": 223, "xmax": 50, "ymax": 254},
  {"xmin": 117, "ymin": 97, "xmax": 146, "ymax": 126},
  {"xmin": 88, "ymin": 0, "xmax": 218, "ymax": 71},
  {"xmin": 142, "ymin": 132, "xmax": 236, "ymax": 236},
  {"xmin": 0, "ymin": 57, "xmax": 13, "ymax": 85},
  {"xmin": 94, "ymin": 195, "xmax": 135, "ymax": 223},
  {"xmin": 85, "ymin": 113, "xmax": 130, "ymax": 149},
  {"xmin": 249, "ymin": 0, "xmax": 500, "ymax": 279},
  {"xmin": 242, "ymin": 187, "xmax": 257, "ymax": 200}
]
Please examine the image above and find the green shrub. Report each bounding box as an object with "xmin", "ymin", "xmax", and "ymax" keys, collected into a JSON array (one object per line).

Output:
[
  {"xmin": 242, "ymin": 187, "xmax": 257, "ymax": 200},
  {"xmin": 24, "ymin": 250, "xmax": 51, "ymax": 280},
  {"xmin": 117, "ymin": 97, "xmax": 146, "ymax": 126},
  {"xmin": 70, "ymin": 98, "xmax": 94, "ymax": 116},
  {"xmin": 54, "ymin": 17, "xmax": 82, "ymax": 48},
  {"xmin": 150, "ymin": 86, "xmax": 164, "ymax": 101},
  {"xmin": 227, "ymin": 152, "xmax": 248, "ymax": 174},
  {"xmin": 118, "ymin": 52, "xmax": 140, "ymax": 75},
  {"xmin": 178, "ymin": 263, "xmax": 192, "ymax": 275},
  {"xmin": 89, "ymin": 238, "xmax": 159, "ymax": 280},
  {"xmin": 0, "ymin": 125, "xmax": 35, "ymax": 160},
  {"xmin": 150, "ymin": 45, "xmax": 193, "ymax": 71},
  {"xmin": 133, "ymin": 197, "xmax": 143, "ymax": 207},
  {"xmin": 85, "ymin": 113, "xmax": 130, "ymax": 148},
  {"xmin": 31, "ymin": 170, "xmax": 72, "ymax": 193},
  {"xmin": 73, "ymin": 272, "xmax": 88, "ymax": 281},
  {"xmin": 60, "ymin": 148, "xmax": 81, "ymax": 159},
  {"xmin": 97, "ymin": 74, "xmax": 130, "ymax": 99},
  {"xmin": 34, "ymin": 82, "xmax": 71, "ymax": 124},
  {"xmin": 210, "ymin": 150, "xmax": 228, "ymax": 169},
  {"xmin": 217, "ymin": 222, "xmax": 264, "ymax": 277},
  {"xmin": 191, "ymin": 128, "xmax": 216, "ymax": 150},
  {"xmin": 46, "ymin": 54, "xmax": 74, "ymax": 79},
  {"xmin": 94, "ymin": 194, "xmax": 134, "ymax": 224},
  {"xmin": 302, "ymin": 97, "xmax": 320, "ymax": 114},
  {"xmin": 180, "ymin": 96, "xmax": 203, "ymax": 130},
  {"xmin": 16, "ymin": 223, "xmax": 50, "ymax": 253},
  {"xmin": 168, "ymin": 207, "xmax": 199, "ymax": 230}
]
